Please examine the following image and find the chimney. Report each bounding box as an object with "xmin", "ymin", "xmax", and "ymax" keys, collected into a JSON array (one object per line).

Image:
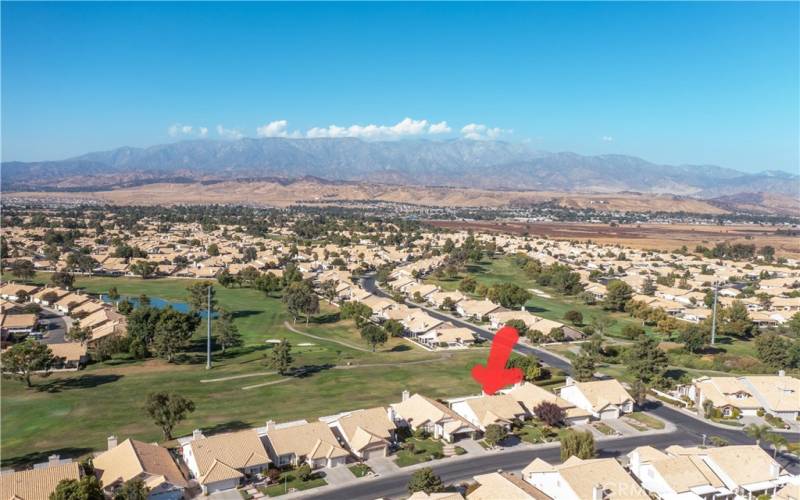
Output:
[
  {"xmin": 592, "ymin": 484, "xmax": 604, "ymax": 500},
  {"xmin": 107, "ymin": 435, "xmax": 117, "ymax": 450},
  {"xmin": 192, "ymin": 429, "xmax": 204, "ymax": 440},
  {"xmin": 48, "ymin": 454, "xmax": 60, "ymax": 466},
  {"xmin": 770, "ymin": 463, "xmax": 780, "ymax": 478},
  {"xmin": 402, "ymin": 390, "xmax": 410, "ymax": 402},
  {"xmin": 266, "ymin": 420, "xmax": 276, "ymax": 432}
]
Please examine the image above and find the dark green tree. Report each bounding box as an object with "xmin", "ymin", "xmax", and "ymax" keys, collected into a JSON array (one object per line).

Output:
[
  {"xmin": 266, "ymin": 338, "xmax": 293, "ymax": 375},
  {"xmin": 407, "ymin": 467, "xmax": 444, "ymax": 494},
  {"xmin": 360, "ymin": 324, "xmax": 388, "ymax": 352},
  {"xmin": 625, "ymin": 335, "xmax": 668, "ymax": 386},
  {"xmin": 1, "ymin": 339, "xmax": 55, "ymax": 387},
  {"xmin": 603, "ymin": 280, "xmax": 633, "ymax": 311},
  {"xmin": 143, "ymin": 391, "xmax": 195, "ymax": 440}
]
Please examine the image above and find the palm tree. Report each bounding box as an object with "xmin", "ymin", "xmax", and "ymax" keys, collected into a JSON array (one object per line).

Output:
[
  {"xmin": 765, "ymin": 432, "xmax": 787, "ymax": 458},
  {"xmin": 743, "ymin": 423, "xmax": 772, "ymax": 446}
]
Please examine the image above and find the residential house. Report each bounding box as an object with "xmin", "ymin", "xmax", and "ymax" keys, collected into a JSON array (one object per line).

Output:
[
  {"xmin": 54, "ymin": 293, "xmax": 90, "ymax": 314},
  {"xmin": 688, "ymin": 374, "xmax": 799, "ymax": 422},
  {"xmin": 505, "ymin": 383, "xmax": 591, "ymax": 425},
  {"xmin": 0, "ymin": 283, "xmax": 39, "ymax": 302},
  {"xmin": 0, "ymin": 313, "xmax": 38, "ymax": 337},
  {"xmin": 456, "ymin": 299, "xmax": 502, "ymax": 320},
  {"xmin": 627, "ymin": 446, "xmax": 730, "ymax": 499},
  {"xmin": 263, "ymin": 420, "xmax": 348, "ymax": 469},
  {"xmin": 522, "ymin": 456, "xmax": 648, "ymax": 500},
  {"xmin": 558, "ymin": 378, "xmax": 634, "ymax": 420},
  {"xmin": 402, "ymin": 311, "xmax": 443, "ymax": 337},
  {"xmin": 182, "ymin": 429, "xmax": 270, "ymax": 494},
  {"xmin": 449, "ymin": 394, "xmax": 527, "ymax": 432},
  {"xmin": 0, "ymin": 460, "xmax": 81, "ymax": 500},
  {"xmin": 467, "ymin": 472, "xmax": 551, "ymax": 500},
  {"xmin": 31, "ymin": 287, "xmax": 69, "ymax": 306},
  {"xmin": 94, "ymin": 437, "xmax": 187, "ymax": 500},
  {"xmin": 665, "ymin": 445, "xmax": 793, "ymax": 499},
  {"xmin": 48, "ymin": 342, "xmax": 89, "ymax": 370},
  {"xmin": 427, "ymin": 290, "xmax": 467, "ymax": 309},
  {"xmin": 416, "ymin": 324, "xmax": 476, "ymax": 349},
  {"xmin": 390, "ymin": 391, "xmax": 477, "ymax": 442},
  {"xmin": 327, "ymin": 407, "xmax": 396, "ymax": 460}
]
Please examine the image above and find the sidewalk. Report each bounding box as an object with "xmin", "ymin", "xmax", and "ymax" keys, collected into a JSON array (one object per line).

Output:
[{"xmin": 277, "ymin": 421, "xmax": 673, "ymax": 499}]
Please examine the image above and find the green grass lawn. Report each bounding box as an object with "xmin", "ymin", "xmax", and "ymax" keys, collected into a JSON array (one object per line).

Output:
[
  {"xmin": 625, "ymin": 412, "xmax": 665, "ymax": 430},
  {"xmin": 434, "ymin": 258, "xmax": 768, "ymax": 378},
  {"xmin": 426, "ymin": 257, "xmax": 654, "ymax": 339},
  {"xmin": 516, "ymin": 422, "xmax": 558, "ymax": 444},
  {"xmin": 348, "ymin": 464, "xmax": 373, "ymax": 478},
  {"xmin": 593, "ymin": 422, "xmax": 616, "ymax": 435},
  {"xmin": 262, "ymin": 472, "xmax": 327, "ymax": 497},
  {"xmin": 394, "ymin": 438, "xmax": 444, "ymax": 467},
  {"xmin": 1, "ymin": 274, "xmax": 488, "ymax": 468}
]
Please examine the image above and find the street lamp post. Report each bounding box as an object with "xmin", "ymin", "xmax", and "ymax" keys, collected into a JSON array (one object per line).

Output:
[
  {"xmin": 710, "ymin": 284, "xmax": 719, "ymax": 346},
  {"xmin": 206, "ymin": 285, "xmax": 212, "ymax": 370}
]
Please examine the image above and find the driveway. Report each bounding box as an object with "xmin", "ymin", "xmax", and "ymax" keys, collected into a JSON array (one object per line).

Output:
[
  {"xmin": 322, "ymin": 465, "xmax": 360, "ymax": 487},
  {"xmin": 603, "ymin": 418, "xmax": 640, "ymax": 436},
  {"xmin": 365, "ymin": 456, "xmax": 398, "ymax": 476},
  {"xmin": 38, "ymin": 309, "xmax": 70, "ymax": 344},
  {"xmin": 205, "ymin": 489, "xmax": 243, "ymax": 500},
  {"xmin": 456, "ymin": 439, "xmax": 489, "ymax": 456}
]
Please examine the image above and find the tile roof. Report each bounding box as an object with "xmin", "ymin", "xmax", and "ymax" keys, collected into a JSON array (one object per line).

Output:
[
  {"xmin": 0, "ymin": 462, "xmax": 81, "ymax": 500},
  {"xmin": 94, "ymin": 439, "xmax": 187, "ymax": 489},
  {"xmin": 190, "ymin": 429, "xmax": 270, "ymax": 477}
]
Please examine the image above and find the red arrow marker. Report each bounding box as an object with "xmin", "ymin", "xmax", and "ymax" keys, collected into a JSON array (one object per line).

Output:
[{"xmin": 471, "ymin": 325, "xmax": 524, "ymax": 395}]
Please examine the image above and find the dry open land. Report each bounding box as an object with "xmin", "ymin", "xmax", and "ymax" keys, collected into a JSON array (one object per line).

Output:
[
  {"xmin": 8, "ymin": 178, "xmax": 792, "ymax": 214},
  {"xmin": 427, "ymin": 220, "xmax": 800, "ymax": 258}
]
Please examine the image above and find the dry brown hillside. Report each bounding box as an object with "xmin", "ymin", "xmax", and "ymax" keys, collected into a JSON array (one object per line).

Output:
[{"xmin": 5, "ymin": 179, "xmax": 740, "ymax": 214}]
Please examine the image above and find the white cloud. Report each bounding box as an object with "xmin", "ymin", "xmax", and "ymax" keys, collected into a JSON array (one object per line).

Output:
[
  {"xmin": 460, "ymin": 123, "xmax": 510, "ymax": 140},
  {"xmin": 304, "ymin": 117, "xmax": 448, "ymax": 140},
  {"xmin": 216, "ymin": 124, "xmax": 243, "ymax": 140},
  {"xmin": 429, "ymin": 121, "xmax": 451, "ymax": 134},
  {"xmin": 257, "ymin": 120, "xmax": 289, "ymax": 138},
  {"xmin": 602, "ymin": 135, "xmax": 614, "ymax": 142},
  {"xmin": 168, "ymin": 123, "xmax": 209, "ymax": 138}
]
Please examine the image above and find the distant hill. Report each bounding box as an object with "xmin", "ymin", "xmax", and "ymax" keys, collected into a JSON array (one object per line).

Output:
[{"xmin": 2, "ymin": 137, "xmax": 797, "ymax": 198}]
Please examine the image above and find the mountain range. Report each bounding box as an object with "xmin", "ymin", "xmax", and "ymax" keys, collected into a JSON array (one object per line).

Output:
[{"xmin": 2, "ymin": 138, "xmax": 798, "ymax": 199}]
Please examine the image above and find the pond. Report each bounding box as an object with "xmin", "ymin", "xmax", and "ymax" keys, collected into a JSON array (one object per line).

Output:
[{"xmin": 99, "ymin": 294, "xmax": 217, "ymax": 318}]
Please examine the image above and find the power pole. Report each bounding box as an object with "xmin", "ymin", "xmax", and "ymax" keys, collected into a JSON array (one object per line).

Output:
[
  {"xmin": 206, "ymin": 285, "xmax": 212, "ymax": 370},
  {"xmin": 710, "ymin": 284, "xmax": 719, "ymax": 346}
]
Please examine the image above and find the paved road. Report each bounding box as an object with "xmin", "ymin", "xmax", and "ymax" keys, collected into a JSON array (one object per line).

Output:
[
  {"xmin": 325, "ymin": 276, "xmax": 800, "ymax": 500},
  {"xmin": 304, "ymin": 402, "xmax": 799, "ymax": 500},
  {"xmin": 38, "ymin": 308, "xmax": 70, "ymax": 344},
  {"xmin": 361, "ymin": 276, "xmax": 574, "ymax": 375},
  {"xmin": 304, "ymin": 429, "xmax": 701, "ymax": 500}
]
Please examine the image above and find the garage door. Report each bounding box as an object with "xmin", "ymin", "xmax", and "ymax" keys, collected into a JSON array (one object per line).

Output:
[{"xmin": 362, "ymin": 447, "xmax": 384, "ymax": 460}]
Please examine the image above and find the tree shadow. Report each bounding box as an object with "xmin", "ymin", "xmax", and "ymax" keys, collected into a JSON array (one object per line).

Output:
[
  {"xmin": 523, "ymin": 304, "xmax": 549, "ymax": 314},
  {"xmin": 231, "ymin": 310, "xmax": 262, "ymax": 319},
  {"xmin": 37, "ymin": 374, "xmax": 123, "ymax": 393},
  {"xmin": 499, "ymin": 435, "xmax": 522, "ymax": 447},
  {"xmin": 287, "ymin": 363, "xmax": 335, "ymax": 378},
  {"xmin": 1, "ymin": 447, "xmax": 94, "ymax": 470},
  {"xmin": 311, "ymin": 313, "xmax": 340, "ymax": 324},
  {"xmin": 388, "ymin": 345, "xmax": 412, "ymax": 352},
  {"xmin": 201, "ymin": 420, "xmax": 251, "ymax": 436},
  {"xmin": 664, "ymin": 368, "xmax": 689, "ymax": 382}
]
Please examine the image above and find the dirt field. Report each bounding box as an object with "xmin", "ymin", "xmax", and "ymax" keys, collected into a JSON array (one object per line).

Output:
[
  {"xmin": 427, "ymin": 220, "xmax": 800, "ymax": 258},
  {"xmin": 4, "ymin": 179, "xmax": 735, "ymax": 214}
]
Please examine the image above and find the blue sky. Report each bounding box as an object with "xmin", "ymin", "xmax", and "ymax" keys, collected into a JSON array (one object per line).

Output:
[{"xmin": 2, "ymin": 1, "xmax": 798, "ymax": 173}]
